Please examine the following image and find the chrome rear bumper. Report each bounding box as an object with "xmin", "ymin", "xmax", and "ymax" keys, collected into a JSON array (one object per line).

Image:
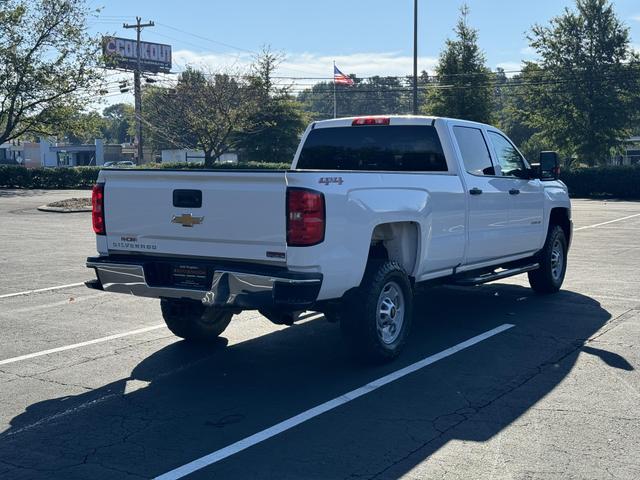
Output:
[{"xmin": 86, "ymin": 257, "xmax": 322, "ymax": 309}]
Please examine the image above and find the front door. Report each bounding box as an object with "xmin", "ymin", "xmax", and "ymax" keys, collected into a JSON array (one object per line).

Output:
[
  {"xmin": 486, "ymin": 130, "xmax": 545, "ymax": 255},
  {"xmin": 451, "ymin": 125, "xmax": 511, "ymax": 265}
]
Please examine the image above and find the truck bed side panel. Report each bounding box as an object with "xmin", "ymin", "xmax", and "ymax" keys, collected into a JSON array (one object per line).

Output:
[{"xmin": 285, "ymin": 171, "xmax": 466, "ymax": 300}]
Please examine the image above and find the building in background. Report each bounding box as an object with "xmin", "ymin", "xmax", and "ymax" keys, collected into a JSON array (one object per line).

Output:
[
  {"xmin": 0, "ymin": 139, "xmax": 123, "ymax": 167},
  {"xmin": 160, "ymin": 149, "xmax": 238, "ymax": 165},
  {"xmin": 621, "ymin": 136, "xmax": 640, "ymax": 165}
]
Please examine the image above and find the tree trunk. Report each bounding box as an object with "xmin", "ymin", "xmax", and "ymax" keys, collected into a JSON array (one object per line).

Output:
[{"xmin": 204, "ymin": 150, "xmax": 215, "ymax": 168}]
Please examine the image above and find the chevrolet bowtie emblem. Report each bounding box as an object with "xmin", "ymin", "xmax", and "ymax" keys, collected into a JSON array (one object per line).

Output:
[{"xmin": 172, "ymin": 213, "xmax": 204, "ymax": 227}]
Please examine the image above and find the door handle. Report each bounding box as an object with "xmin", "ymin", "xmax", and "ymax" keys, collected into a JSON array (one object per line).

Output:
[
  {"xmin": 469, "ymin": 187, "xmax": 483, "ymax": 195},
  {"xmin": 509, "ymin": 189, "xmax": 520, "ymax": 195}
]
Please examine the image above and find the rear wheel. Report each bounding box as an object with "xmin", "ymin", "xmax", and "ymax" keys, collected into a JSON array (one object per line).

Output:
[
  {"xmin": 528, "ymin": 225, "xmax": 567, "ymax": 294},
  {"xmin": 160, "ymin": 299, "xmax": 233, "ymax": 341},
  {"xmin": 340, "ymin": 261, "xmax": 413, "ymax": 363}
]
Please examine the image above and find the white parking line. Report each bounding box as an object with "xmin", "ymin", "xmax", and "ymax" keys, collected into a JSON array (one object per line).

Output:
[
  {"xmin": 0, "ymin": 282, "xmax": 85, "ymax": 300},
  {"xmin": 154, "ymin": 323, "xmax": 515, "ymax": 480},
  {"xmin": 0, "ymin": 312, "xmax": 325, "ymax": 368},
  {"xmin": 1, "ymin": 292, "xmax": 107, "ymax": 315},
  {"xmin": 574, "ymin": 213, "xmax": 640, "ymax": 232},
  {"xmin": 0, "ymin": 325, "xmax": 165, "ymax": 366}
]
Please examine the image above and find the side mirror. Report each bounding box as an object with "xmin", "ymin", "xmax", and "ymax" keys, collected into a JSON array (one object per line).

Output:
[{"xmin": 538, "ymin": 151, "xmax": 560, "ymax": 180}]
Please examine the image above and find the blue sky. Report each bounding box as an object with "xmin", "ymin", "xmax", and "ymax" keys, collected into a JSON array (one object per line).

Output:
[{"xmin": 90, "ymin": 0, "xmax": 640, "ymax": 100}]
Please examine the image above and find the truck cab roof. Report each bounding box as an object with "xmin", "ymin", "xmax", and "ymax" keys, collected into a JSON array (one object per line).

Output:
[{"xmin": 311, "ymin": 115, "xmax": 494, "ymax": 130}]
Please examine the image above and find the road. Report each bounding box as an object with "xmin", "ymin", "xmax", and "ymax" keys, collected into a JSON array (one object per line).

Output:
[{"xmin": 0, "ymin": 189, "xmax": 639, "ymax": 479}]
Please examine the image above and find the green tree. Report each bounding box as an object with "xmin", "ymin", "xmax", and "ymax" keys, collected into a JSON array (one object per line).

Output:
[
  {"xmin": 143, "ymin": 69, "xmax": 252, "ymax": 167},
  {"xmin": 424, "ymin": 4, "xmax": 493, "ymax": 123},
  {"xmin": 58, "ymin": 110, "xmax": 106, "ymax": 144},
  {"xmin": 0, "ymin": 0, "xmax": 101, "ymax": 144},
  {"xmin": 297, "ymin": 81, "xmax": 338, "ymax": 120},
  {"xmin": 240, "ymin": 98, "xmax": 308, "ymax": 163},
  {"xmin": 492, "ymin": 68, "xmax": 543, "ymax": 160},
  {"xmin": 141, "ymin": 86, "xmax": 189, "ymax": 154},
  {"xmin": 102, "ymin": 103, "xmax": 135, "ymax": 144},
  {"xmin": 297, "ymin": 76, "xmax": 408, "ymax": 120},
  {"xmin": 521, "ymin": 0, "xmax": 640, "ymax": 165},
  {"xmin": 238, "ymin": 48, "xmax": 308, "ymax": 163}
]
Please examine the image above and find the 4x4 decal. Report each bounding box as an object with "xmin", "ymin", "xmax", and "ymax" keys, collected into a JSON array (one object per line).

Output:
[{"xmin": 318, "ymin": 177, "xmax": 344, "ymax": 186}]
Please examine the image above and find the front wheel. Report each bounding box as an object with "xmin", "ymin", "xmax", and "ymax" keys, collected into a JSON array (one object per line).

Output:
[
  {"xmin": 160, "ymin": 299, "xmax": 233, "ymax": 341},
  {"xmin": 528, "ymin": 225, "xmax": 567, "ymax": 294},
  {"xmin": 340, "ymin": 261, "xmax": 413, "ymax": 363}
]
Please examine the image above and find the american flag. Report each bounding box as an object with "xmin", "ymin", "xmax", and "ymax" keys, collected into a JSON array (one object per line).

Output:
[{"xmin": 334, "ymin": 65, "xmax": 354, "ymax": 86}]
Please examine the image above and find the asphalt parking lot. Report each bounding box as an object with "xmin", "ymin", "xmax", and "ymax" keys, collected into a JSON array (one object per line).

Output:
[{"xmin": 0, "ymin": 189, "xmax": 639, "ymax": 480}]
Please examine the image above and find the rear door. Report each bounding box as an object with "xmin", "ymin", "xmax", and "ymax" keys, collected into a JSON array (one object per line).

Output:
[
  {"xmin": 451, "ymin": 124, "xmax": 512, "ymax": 265},
  {"xmin": 486, "ymin": 130, "xmax": 545, "ymax": 254},
  {"xmin": 103, "ymin": 169, "xmax": 288, "ymax": 263}
]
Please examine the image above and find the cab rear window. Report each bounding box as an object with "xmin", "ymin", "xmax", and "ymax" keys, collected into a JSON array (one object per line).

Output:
[{"xmin": 296, "ymin": 125, "xmax": 447, "ymax": 172}]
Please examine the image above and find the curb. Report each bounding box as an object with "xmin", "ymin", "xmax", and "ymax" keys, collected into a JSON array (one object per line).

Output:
[{"xmin": 37, "ymin": 205, "xmax": 92, "ymax": 213}]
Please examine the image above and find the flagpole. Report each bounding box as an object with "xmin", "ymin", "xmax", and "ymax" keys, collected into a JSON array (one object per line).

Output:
[
  {"xmin": 413, "ymin": 0, "xmax": 419, "ymax": 115},
  {"xmin": 333, "ymin": 60, "xmax": 337, "ymax": 118}
]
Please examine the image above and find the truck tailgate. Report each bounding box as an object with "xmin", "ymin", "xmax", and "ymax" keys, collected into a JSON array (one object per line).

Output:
[{"xmin": 102, "ymin": 170, "xmax": 287, "ymax": 263}]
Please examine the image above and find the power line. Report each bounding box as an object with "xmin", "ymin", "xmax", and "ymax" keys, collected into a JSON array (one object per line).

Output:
[{"xmin": 155, "ymin": 22, "xmax": 255, "ymax": 54}]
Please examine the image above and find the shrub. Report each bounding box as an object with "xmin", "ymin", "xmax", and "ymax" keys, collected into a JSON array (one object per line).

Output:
[
  {"xmin": 0, "ymin": 165, "xmax": 101, "ymax": 189},
  {"xmin": 4, "ymin": 163, "xmax": 636, "ymax": 198},
  {"xmin": 560, "ymin": 165, "xmax": 640, "ymax": 199},
  {"xmin": 0, "ymin": 162, "xmax": 287, "ymax": 189},
  {"xmin": 76, "ymin": 167, "xmax": 102, "ymax": 188},
  {"xmin": 141, "ymin": 161, "xmax": 290, "ymax": 170},
  {"xmin": 0, "ymin": 165, "xmax": 31, "ymax": 188}
]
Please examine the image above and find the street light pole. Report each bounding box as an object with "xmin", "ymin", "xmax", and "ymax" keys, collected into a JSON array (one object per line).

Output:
[{"xmin": 413, "ymin": 0, "xmax": 419, "ymax": 115}]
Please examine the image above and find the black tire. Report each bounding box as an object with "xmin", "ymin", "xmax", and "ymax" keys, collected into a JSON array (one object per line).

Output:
[
  {"xmin": 528, "ymin": 225, "xmax": 567, "ymax": 294},
  {"xmin": 160, "ymin": 298, "xmax": 233, "ymax": 341},
  {"xmin": 340, "ymin": 260, "xmax": 413, "ymax": 363},
  {"xmin": 322, "ymin": 310, "xmax": 342, "ymax": 323}
]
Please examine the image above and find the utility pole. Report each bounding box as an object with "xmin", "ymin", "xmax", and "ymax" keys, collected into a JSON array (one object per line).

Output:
[
  {"xmin": 413, "ymin": 0, "xmax": 419, "ymax": 115},
  {"xmin": 124, "ymin": 17, "xmax": 154, "ymax": 164}
]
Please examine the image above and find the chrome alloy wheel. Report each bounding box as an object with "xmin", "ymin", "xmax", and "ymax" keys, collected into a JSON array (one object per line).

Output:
[
  {"xmin": 550, "ymin": 237, "xmax": 564, "ymax": 281},
  {"xmin": 376, "ymin": 281, "xmax": 405, "ymax": 345}
]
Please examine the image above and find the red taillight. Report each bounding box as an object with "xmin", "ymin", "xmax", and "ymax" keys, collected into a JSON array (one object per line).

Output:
[
  {"xmin": 287, "ymin": 188, "xmax": 325, "ymax": 247},
  {"xmin": 352, "ymin": 116, "xmax": 390, "ymax": 126},
  {"xmin": 92, "ymin": 183, "xmax": 105, "ymax": 235}
]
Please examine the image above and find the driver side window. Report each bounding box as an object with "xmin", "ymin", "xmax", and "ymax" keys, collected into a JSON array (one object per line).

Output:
[{"xmin": 487, "ymin": 131, "xmax": 526, "ymax": 178}]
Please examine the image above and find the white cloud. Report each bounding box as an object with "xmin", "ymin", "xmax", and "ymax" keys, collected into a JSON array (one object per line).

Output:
[
  {"xmin": 172, "ymin": 49, "xmax": 439, "ymax": 80},
  {"xmin": 95, "ymin": 50, "xmax": 439, "ymax": 109},
  {"xmin": 495, "ymin": 62, "xmax": 523, "ymax": 76},
  {"xmin": 282, "ymin": 52, "xmax": 438, "ymax": 78},
  {"xmin": 631, "ymin": 15, "xmax": 640, "ymax": 22},
  {"xmin": 172, "ymin": 50, "xmax": 252, "ymax": 73}
]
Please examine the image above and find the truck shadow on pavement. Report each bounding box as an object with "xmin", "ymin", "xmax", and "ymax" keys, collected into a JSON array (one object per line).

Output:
[{"xmin": 0, "ymin": 284, "xmax": 619, "ymax": 479}]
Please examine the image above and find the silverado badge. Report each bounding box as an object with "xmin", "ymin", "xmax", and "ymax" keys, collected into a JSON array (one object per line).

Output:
[{"xmin": 172, "ymin": 213, "xmax": 204, "ymax": 227}]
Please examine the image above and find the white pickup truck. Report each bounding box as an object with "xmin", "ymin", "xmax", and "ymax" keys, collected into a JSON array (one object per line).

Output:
[{"xmin": 87, "ymin": 116, "xmax": 572, "ymax": 362}]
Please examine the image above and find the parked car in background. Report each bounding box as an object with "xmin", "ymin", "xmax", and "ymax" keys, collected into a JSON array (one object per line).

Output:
[{"xmin": 103, "ymin": 160, "xmax": 135, "ymax": 168}]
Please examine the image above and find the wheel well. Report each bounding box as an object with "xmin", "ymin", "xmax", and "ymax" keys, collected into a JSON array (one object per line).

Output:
[
  {"xmin": 549, "ymin": 208, "xmax": 571, "ymax": 244},
  {"xmin": 369, "ymin": 222, "xmax": 419, "ymax": 275}
]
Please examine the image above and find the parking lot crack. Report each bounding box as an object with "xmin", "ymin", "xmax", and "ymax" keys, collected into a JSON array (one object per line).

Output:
[
  {"xmin": 0, "ymin": 368, "xmax": 93, "ymax": 392},
  {"xmin": 366, "ymin": 327, "xmax": 624, "ymax": 480}
]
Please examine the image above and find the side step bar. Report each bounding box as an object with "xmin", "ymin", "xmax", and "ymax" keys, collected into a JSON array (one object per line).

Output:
[{"xmin": 451, "ymin": 263, "xmax": 539, "ymax": 286}]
